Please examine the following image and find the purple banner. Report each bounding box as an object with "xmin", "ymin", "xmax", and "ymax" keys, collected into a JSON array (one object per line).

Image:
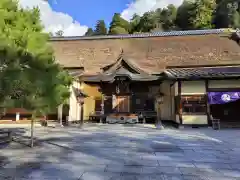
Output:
[{"xmin": 208, "ymin": 92, "xmax": 240, "ymax": 104}]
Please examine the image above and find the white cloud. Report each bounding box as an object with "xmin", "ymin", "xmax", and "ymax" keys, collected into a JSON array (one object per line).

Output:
[
  {"xmin": 18, "ymin": 0, "xmax": 88, "ymax": 36},
  {"xmin": 121, "ymin": 0, "xmax": 183, "ymax": 21}
]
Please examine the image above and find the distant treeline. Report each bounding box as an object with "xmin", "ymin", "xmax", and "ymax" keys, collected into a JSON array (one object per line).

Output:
[{"xmin": 84, "ymin": 0, "xmax": 240, "ymax": 36}]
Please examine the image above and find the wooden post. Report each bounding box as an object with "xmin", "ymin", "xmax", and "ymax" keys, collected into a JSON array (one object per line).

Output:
[
  {"xmin": 30, "ymin": 115, "xmax": 34, "ymax": 148},
  {"xmin": 80, "ymin": 103, "xmax": 84, "ymax": 127},
  {"xmin": 205, "ymin": 80, "xmax": 211, "ymax": 126},
  {"xmin": 156, "ymin": 102, "xmax": 160, "ymax": 124},
  {"xmin": 100, "ymin": 94, "xmax": 104, "ymax": 123},
  {"xmin": 178, "ymin": 80, "xmax": 183, "ymax": 125},
  {"xmin": 58, "ymin": 104, "xmax": 63, "ymax": 127},
  {"xmin": 16, "ymin": 112, "xmax": 20, "ymax": 121}
]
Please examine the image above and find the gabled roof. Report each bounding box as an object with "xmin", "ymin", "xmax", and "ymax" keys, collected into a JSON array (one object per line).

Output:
[
  {"xmin": 51, "ymin": 29, "xmax": 240, "ymax": 75},
  {"xmin": 101, "ymin": 49, "xmax": 148, "ymax": 75},
  {"xmin": 82, "ymin": 50, "xmax": 160, "ymax": 82}
]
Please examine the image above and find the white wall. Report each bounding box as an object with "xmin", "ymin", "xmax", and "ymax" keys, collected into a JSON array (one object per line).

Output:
[
  {"xmin": 182, "ymin": 115, "xmax": 208, "ymax": 125},
  {"xmin": 68, "ymin": 81, "xmax": 81, "ymax": 122},
  {"xmin": 175, "ymin": 81, "xmax": 206, "ymax": 95},
  {"xmin": 209, "ymin": 80, "xmax": 240, "ymax": 89},
  {"xmin": 182, "ymin": 81, "xmax": 206, "ymax": 95}
]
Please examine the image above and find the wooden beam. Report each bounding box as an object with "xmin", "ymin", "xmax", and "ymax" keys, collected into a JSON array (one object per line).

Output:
[{"xmin": 178, "ymin": 80, "xmax": 183, "ymax": 125}]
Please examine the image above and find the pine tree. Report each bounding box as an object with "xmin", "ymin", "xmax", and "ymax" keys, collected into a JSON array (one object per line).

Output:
[
  {"xmin": 85, "ymin": 28, "xmax": 94, "ymax": 36},
  {"xmin": 94, "ymin": 20, "xmax": 107, "ymax": 35},
  {"xmin": 0, "ymin": 0, "xmax": 72, "ymax": 147}
]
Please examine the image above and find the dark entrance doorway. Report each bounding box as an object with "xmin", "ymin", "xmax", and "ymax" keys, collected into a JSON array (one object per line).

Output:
[{"xmin": 209, "ymin": 91, "xmax": 240, "ymax": 128}]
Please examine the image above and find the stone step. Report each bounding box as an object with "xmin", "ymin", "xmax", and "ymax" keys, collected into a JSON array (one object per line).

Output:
[{"xmin": 220, "ymin": 121, "xmax": 240, "ymax": 128}]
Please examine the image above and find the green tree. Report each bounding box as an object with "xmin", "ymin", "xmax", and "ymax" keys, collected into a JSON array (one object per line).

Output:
[
  {"xmin": 0, "ymin": 0, "xmax": 72, "ymax": 147},
  {"xmin": 214, "ymin": 0, "xmax": 240, "ymax": 28},
  {"xmin": 109, "ymin": 26, "xmax": 129, "ymax": 34},
  {"xmin": 85, "ymin": 27, "xmax": 94, "ymax": 36},
  {"xmin": 176, "ymin": 0, "xmax": 195, "ymax": 30},
  {"xmin": 130, "ymin": 14, "xmax": 141, "ymax": 33},
  {"xmin": 94, "ymin": 20, "xmax": 107, "ymax": 35},
  {"xmin": 160, "ymin": 4, "xmax": 177, "ymax": 31},
  {"xmin": 189, "ymin": 0, "xmax": 216, "ymax": 29},
  {"xmin": 138, "ymin": 11, "xmax": 157, "ymax": 32},
  {"xmin": 109, "ymin": 13, "xmax": 130, "ymax": 34}
]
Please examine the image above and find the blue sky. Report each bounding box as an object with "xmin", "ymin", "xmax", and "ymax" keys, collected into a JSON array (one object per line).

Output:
[
  {"xmin": 19, "ymin": 0, "xmax": 183, "ymax": 36},
  {"xmin": 49, "ymin": 0, "xmax": 133, "ymax": 28}
]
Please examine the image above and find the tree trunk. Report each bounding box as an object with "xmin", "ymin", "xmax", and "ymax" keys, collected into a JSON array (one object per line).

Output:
[{"xmin": 30, "ymin": 115, "xmax": 34, "ymax": 148}]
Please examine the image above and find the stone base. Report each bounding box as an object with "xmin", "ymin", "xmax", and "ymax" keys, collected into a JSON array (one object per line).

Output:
[
  {"xmin": 178, "ymin": 125, "xmax": 184, "ymax": 129},
  {"xmin": 106, "ymin": 115, "xmax": 139, "ymax": 124},
  {"xmin": 155, "ymin": 123, "xmax": 164, "ymax": 129}
]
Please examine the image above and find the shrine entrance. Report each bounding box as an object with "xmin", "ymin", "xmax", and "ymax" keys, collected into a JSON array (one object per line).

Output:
[
  {"xmin": 85, "ymin": 50, "xmax": 160, "ymax": 124},
  {"xmin": 113, "ymin": 96, "xmax": 130, "ymax": 113}
]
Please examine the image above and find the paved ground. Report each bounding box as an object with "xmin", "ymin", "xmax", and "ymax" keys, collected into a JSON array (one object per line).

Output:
[{"xmin": 1, "ymin": 124, "xmax": 240, "ymax": 180}]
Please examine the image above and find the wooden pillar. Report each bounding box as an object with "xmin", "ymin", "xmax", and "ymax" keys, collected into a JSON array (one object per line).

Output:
[
  {"xmin": 156, "ymin": 100, "xmax": 160, "ymax": 124},
  {"xmin": 58, "ymin": 104, "xmax": 63, "ymax": 126},
  {"xmin": 205, "ymin": 80, "xmax": 211, "ymax": 126},
  {"xmin": 16, "ymin": 112, "xmax": 20, "ymax": 121},
  {"xmin": 100, "ymin": 94, "xmax": 105, "ymax": 123},
  {"xmin": 80, "ymin": 102, "xmax": 84, "ymax": 127},
  {"xmin": 178, "ymin": 80, "xmax": 183, "ymax": 125}
]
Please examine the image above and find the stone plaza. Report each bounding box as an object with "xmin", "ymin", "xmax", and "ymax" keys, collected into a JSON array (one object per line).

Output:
[{"xmin": 1, "ymin": 124, "xmax": 240, "ymax": 180}]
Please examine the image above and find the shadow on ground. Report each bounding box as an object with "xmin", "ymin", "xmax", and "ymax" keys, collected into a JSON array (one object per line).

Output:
[{"xmin": 0, "ymin": 126, "xmax": 239, "ymax": 179}]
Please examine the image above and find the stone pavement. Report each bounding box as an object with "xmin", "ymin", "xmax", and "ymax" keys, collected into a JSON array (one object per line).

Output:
[{"xmin": 0, "ymin": 124, "xmax": 240, "ymax": 179}]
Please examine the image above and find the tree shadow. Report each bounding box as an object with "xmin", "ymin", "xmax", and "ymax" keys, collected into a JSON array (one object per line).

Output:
[{"xmin": 0, "ymin": 126, "xmax": 237, "ymax": 179}]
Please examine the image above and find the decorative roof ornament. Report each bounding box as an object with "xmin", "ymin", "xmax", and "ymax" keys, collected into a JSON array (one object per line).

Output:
[
  {"xmin": 120, "ymin": 48, "xmax": 124, "ymax": 54},
  {"xmin": 230, "ymin": 28, "xmax": 240, "ymax": 42},
  {"xmin": 118, "ymin": 48, "xmax": 124, "ymax": 59},
  {"xmin": 236, "ymin": 28, "xmax": 240, "ymax": 38}
]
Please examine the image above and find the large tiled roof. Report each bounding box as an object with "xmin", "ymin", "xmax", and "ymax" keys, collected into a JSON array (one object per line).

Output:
[{"xmin": 51, "ymin": 29, "xmax": 240, "ymax": 75}]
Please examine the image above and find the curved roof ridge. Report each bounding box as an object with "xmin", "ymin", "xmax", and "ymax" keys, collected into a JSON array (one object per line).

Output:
[{"xmin": 50, "ymin": 28, "xmax": 230, "ymax": 41}]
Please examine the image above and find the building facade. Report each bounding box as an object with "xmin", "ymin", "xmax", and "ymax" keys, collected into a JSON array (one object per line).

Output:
[{"xmin": 3, "ymin": 29, "xmax": 240, "ymax": 127}]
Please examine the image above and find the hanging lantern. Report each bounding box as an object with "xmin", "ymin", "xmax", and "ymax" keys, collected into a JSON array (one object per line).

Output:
[
  {"xmin": 116, "ymin": 84, "xmax": 120, "ymax": 94},
  {"xmin": 156, "ymin": 92, "xmax": 164, "ymax": 104}
]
